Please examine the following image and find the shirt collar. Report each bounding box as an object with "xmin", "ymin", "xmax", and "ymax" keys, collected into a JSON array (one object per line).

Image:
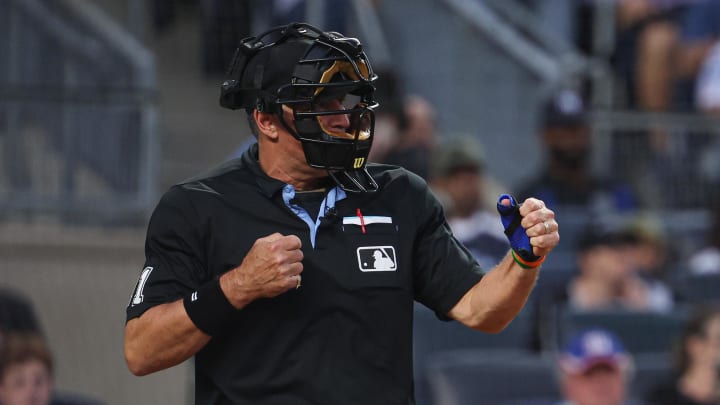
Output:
[
  {"xmin": 241, "ymin": 143, "xmax": 290, "ymax": 198},
  {"xmin": 241, "ymin": 142, "xmax": 337, "ymax": 198}
]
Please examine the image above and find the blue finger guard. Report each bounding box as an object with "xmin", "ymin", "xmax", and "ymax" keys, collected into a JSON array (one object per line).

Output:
[{"xmin": 496, "ymin": 194, "xmax": 540, "ymax": 262}]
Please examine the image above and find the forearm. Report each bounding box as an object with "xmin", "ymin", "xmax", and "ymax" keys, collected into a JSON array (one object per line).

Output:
[
  {"xmin": 124, "ymin": 234, "xmax": 305, "ymax": 376},
  {"xmin": 124, "ymin": 299, "xmax": 211, "ymax": 376},
  {"xmin": 450, "ymin": 251, "xmax": 539, "ymax": 332}
]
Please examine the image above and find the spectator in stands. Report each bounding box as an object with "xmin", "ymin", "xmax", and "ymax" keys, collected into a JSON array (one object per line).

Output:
[
  {"xmin": 516, "ymin": 89, "xmax": 638, "ymax": 215},
  {"xmin": 429, "ymin": 136, "xmax": 509, "ymax": 270},
  {"xmin": 556, "ymin": 328, "xmax": 638, "ymax": 405},
  {"xmin": 0, "ymin": 332, "xmax": 53, "ymax": 405},
  {"xmin": 695, "ymin": 41, "xmax": 720, "ymax": 115},
  {"xmin": 662, "ymin": 0, "xmax": 720, "ymax": 209},
  {"xmin": 382, "ymin": 95, "xmax": 437, "ymax": 180},
  {"xmin": 567, "ymin": 227, "xmax": 673, "ymax": 312},
  {"xmin": 676, "ymin": 0, "xmax": 720, "ymax": 110},
  {"xmin": 688, "ymin": 197, "xmax": 720, "ymax": 275},
  {"xmin": 609, "ymin": 1, "xmax": 689, "ymax": 208},
  {"xmin": 646, "ymin": 303, "xmax": 720, "ymax": 405},
  {"xmin": 613, "ymin": 0, "xmax": 685, "ymax": 112},
  {"xmin": 620, "ymin": 214, "xmax": 673, "ymax": 287},
  {"xmin": 696, "ymin": 40, "xmax": 720, "ymax": 185}
]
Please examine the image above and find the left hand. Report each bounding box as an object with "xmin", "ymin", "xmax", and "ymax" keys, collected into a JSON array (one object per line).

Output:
[{"xmin": 517, "ymin": 198, "xmax": 560, "ymax": 257}]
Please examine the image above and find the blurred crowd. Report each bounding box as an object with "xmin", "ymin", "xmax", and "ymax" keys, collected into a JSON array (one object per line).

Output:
[
  {"xmin": 365, "ymin": 3, "xmax": 720, "ymax": 403},
  {"xmin": 365, "ymin": 67, "xmax": 720, "ymax": 319}
]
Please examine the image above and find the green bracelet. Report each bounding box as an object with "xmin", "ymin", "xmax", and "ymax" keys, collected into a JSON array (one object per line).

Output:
[{"xmin": 511, "ymin": 250, "xmax": 545, "ymax": 269}]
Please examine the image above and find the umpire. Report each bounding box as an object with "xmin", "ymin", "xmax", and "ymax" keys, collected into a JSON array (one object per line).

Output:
[{"xmin": 124, "ymin": 22, "xmax": 560, "ymax": 404}]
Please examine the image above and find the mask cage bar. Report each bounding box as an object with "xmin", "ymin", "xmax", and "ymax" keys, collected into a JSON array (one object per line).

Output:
[
  {"xmin": 278, "ymin": 105, "xmax": 376, "ymax": 146},
  {"xmin": 221, "ymin": 22, "xmax": 362, "ymax": 110},
  {"xmin": 328, "ymin": 170, "xmax": 379, "ymax": 193}
]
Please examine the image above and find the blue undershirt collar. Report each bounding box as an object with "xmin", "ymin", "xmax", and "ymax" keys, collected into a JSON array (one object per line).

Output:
[{"xmin": 282, "ymin": 185, "xmax": 347, "ymax": 248}]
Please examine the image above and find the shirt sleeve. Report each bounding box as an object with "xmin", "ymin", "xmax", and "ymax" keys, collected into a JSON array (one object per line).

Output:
[
  {"xmin": 126, "ymin": 186, "xmax": 207, "ymax": 321},
  {"xmin": 407, "ymin": 173, "xmax": 485, "ymax": 320}
]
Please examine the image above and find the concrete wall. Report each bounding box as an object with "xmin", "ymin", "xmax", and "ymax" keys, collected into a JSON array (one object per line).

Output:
[
  {"xmin": 378, "ymin": 0, "xmax": 545, "ymax": 189},
  {"xmin": 0, "ymin": 223, "xmax": 191, "ymax": 405}
]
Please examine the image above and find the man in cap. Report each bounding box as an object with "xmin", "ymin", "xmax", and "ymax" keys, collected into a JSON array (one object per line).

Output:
[
  {"xmin": 429, "ymin": 136, "xmax": 509, "ymax": 270},
  {"xmin": 557, "ymin": 328, "xmax": 637, "ymax": 405},
  {"xmin": 516, "ymin": 89, "xmax": 637, "ymax": 215}
]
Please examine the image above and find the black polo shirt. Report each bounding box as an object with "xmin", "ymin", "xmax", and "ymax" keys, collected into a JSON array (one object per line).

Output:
[{"xmin": 127, "ymin": 144, "xmax": 483, "ymax": 405}]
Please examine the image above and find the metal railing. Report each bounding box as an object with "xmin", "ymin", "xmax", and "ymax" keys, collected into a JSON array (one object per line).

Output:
[
  {"xmin": 436, "ymin": 0, "xmax": 719, "ymax": 199},
  {"xmin": 443, "ymin": 0, "xmax": 561, "ymax": 84},
  {"xmin": 0, "ymin": 0, "xmax": 158, "ymax": 223},
  {"xmin": 591, "ymin": 110, "xmax": 720, "ymax": 211}
]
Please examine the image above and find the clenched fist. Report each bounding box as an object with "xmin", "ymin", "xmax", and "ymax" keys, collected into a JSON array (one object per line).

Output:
[
  {"xmin": 516, "ymin": 197, "xmax": 559, "ymax": 258},
  {"xmin": 220, "ymin": 233, "xmax": 304, "ymax": 309},
  {"xmin": 498, "ymin": 195, "xmax": 559, "ymax": 260}
]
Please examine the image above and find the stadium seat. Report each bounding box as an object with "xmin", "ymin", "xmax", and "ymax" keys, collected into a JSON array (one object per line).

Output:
[
  {"xmin": 555, "ymin": 306, "xmax": 689, "ymax": 355},
  {"xmin": 630, "ymin": 352, "xmax": 674, "ymax": 401},
  {"xmin": 424, "ymin": 349, "xmax": 560, "ymax": 405},
  {"xmin": 424, "ymin": 351, "xmax": 674, "ymax": 405},
  {"xmin": 672, "ymin": 272, "xmax": 720, "ymax": 303},
  {"xmin": 413, "ymin": 302, "xmax": 535, "ymax": 405},
  {"xmin": 51, "ymin": 391, "xmax": 105, "ymax": 405},
  {"xmin": 533, "ymin": 251, "xmax": 577, "ymax": 299}
]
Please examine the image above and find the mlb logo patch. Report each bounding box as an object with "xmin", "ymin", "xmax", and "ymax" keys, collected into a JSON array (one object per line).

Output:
[{"xmin": 356, "ymin": 246, "xmax": 397, "ymax": 272}]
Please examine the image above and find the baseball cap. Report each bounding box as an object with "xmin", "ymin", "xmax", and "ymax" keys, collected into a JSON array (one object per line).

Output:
[
  {"xmin": 558, "ymin": 328, "xmax": 631, "ymax": 375},
  {"xmin": 542, "ymin": 89, "xmax": 588, "ymax": 128},
  {"xmin": 430, "ymin": 136, "xmax": 486, "ymax": 178}
]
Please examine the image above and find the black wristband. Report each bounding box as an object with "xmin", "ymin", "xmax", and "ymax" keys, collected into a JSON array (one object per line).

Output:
[{"xmin": 183, "ymin": 277, "xmax": 237, "ymax": 337}]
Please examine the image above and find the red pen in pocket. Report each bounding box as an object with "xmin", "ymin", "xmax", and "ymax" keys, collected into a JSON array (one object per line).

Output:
[{"xmin": 356, "ymin": 208, "xmax": 366, "ymax": 234}]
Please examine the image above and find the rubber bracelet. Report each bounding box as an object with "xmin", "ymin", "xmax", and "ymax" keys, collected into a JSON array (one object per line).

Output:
[
  {"xmin": 512, "ymin": 250, "xmax": 545, "ymax": 269},
  {"xmin": 183, "ymin": 276, "xmax": 237, "ymax": 337}
]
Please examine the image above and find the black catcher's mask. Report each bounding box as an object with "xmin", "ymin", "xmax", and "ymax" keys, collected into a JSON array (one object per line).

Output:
[{"xmin": 219, "ymin": 22, "xmax": 379, "ymax": 193}]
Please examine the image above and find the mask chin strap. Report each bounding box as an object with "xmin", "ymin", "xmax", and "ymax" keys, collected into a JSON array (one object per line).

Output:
[{"xmin": 327, "ymin": 169, "xmax": 378, "ymax": 193}]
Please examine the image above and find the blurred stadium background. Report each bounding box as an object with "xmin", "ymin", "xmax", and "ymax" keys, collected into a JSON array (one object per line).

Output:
[{"xmin": 1, "ymin": 0, "xmax": 719, "ymax": 404}]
